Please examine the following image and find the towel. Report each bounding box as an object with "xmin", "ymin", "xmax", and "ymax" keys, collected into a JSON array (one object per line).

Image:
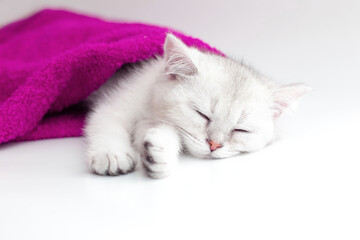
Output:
[{"xmin": 0, "ymin": 9, "xmax": 221, "ymax": 144}]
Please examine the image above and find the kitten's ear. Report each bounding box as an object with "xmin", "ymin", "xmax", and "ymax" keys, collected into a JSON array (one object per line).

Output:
[
  {"xmin": 272, "ymin": 83, "xmax": 311, "ymax": 118},
  {"xmin": 164, "ymin": 34, "xmax": 198, "ymax": 78}
]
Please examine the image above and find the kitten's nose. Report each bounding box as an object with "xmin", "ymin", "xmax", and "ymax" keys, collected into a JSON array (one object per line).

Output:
[{"xmin": 207, "ymin": 140, "xmax": 222, "ymax": 151}]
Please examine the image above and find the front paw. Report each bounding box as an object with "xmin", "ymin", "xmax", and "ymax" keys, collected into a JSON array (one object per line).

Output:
[
  {"xmin": 142, "ymin": 140, "xmax": 177, "ymax": 179},
  {"xmin": 89, "ymin": 149, "xmax": 137, "ymax": 176}
]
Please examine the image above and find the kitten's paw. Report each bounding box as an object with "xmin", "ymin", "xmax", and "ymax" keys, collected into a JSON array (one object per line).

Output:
[
  {"xmin": 89, "ymin": 149, "xmax": 137, "ymax": 176},
  {"xmin": 141, "ymin": 129, "xmax": 178, "ymax": 179}
]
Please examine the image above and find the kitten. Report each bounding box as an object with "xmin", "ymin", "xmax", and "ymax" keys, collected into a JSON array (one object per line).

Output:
[{"xmin": 84, "ymin": 34, "xmax": 310, "ymax": 178}]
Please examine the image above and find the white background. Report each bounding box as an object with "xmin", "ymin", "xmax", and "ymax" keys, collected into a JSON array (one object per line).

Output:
[{"xmin": 0, "ymin": 0, "xmax": 359, "ymax": 239}]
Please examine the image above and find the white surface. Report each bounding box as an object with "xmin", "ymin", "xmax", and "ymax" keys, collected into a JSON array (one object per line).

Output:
[{"xmin": 1, "ymin": 0, "xmax": 360, "ymax": 239}]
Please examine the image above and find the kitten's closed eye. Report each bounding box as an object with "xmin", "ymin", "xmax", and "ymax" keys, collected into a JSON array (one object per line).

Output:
[
  {"xmin": 233, "ymin": 129, "xmax": 250, "ymax": 133},
  {"xmin": 196, "ymin": 110, "xmax": 210, "ymax": 122}
]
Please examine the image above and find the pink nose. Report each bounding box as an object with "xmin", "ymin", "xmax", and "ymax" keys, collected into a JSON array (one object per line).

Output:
[{"xmin": 207, "ymin": 140, "xmax": 222, "ymax": 151}]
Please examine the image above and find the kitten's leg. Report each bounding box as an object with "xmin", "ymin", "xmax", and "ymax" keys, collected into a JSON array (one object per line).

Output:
[
  {"xmin": 85, "ymin": 108, "xmax": 137, "ymax": 176},
  {"xmin": 134, "ymin": 123, "xmax": 181, "ymax": 179}
]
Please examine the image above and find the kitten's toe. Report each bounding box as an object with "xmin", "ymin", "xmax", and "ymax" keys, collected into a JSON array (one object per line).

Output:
[
  {"xmin": 90, "ymin": 154, "xmax": 109, "ymax": 175},
  {"xmin": 143, "ymin": 160, "xmax": 171, "ymax": 179},
  {"xmin": 89, "ymin": 150, "xmax": 137, "ymax": 176}
]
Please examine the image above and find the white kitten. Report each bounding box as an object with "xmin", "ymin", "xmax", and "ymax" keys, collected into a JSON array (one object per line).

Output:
[{"xmin": 84, "ymin": 34, "xmax": 310, "ymax": 178}]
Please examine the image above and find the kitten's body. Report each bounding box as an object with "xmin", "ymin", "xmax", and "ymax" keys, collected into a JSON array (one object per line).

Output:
[{"xmin": 84, "ymin": 34, "xmax": 310, "ymax": 178}]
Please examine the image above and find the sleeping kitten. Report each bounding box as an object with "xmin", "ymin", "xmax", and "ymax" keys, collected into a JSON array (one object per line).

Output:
[{"xmin": 84, "ymin": 34, "xmax": 310, "ymax": 178}]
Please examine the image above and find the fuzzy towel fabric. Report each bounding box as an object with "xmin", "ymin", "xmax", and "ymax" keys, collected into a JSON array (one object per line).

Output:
[{"xmin": 0, "ymin": 9, "xmax": 221, "ymax": 144}]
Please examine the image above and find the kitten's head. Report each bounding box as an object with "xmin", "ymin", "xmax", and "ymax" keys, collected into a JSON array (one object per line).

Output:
[{"xmin": 151, "ymin": 34, "xmax": 310, "ymax": 159}]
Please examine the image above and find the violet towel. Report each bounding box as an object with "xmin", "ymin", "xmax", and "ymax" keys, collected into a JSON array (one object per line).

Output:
[{"xmin": 0, "ymin": 9, "xmax": 221, "ymax": 144}]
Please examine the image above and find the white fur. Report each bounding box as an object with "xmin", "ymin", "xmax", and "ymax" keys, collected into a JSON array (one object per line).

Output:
[{"xmin": 84, "ymin": 34, "xmax": 310, "ymax": 178}]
